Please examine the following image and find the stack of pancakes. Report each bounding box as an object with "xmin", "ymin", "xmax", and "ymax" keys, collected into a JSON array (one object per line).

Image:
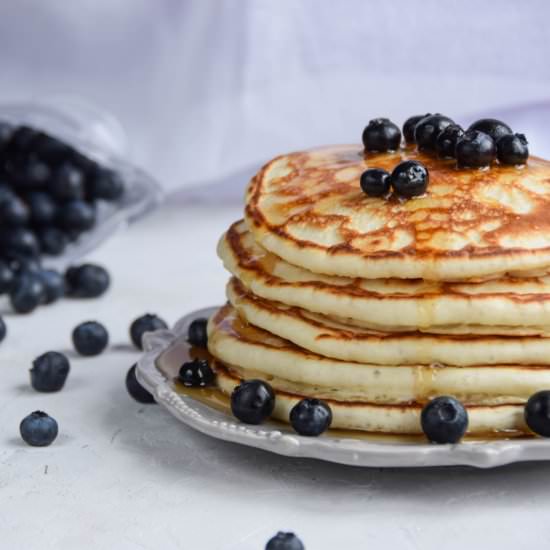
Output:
[{"xmin": 208, "ymin": 144, "xmax": 550, "ymax": 435}]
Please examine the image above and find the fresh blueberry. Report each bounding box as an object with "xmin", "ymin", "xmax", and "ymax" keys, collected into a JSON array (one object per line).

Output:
[
  {"xmin": 71, "ymin": 151, "xmax": 97, "ymax": 177},
  {"xmin": 421, "ymin": 396, "xmax": 468, "ymax": 444},
  {"xmin": 0, "ymin": 260, "xmax": 14, "ymax": 294},
  {"xmin": 0, "ymin": 227, "xmax": 40, "ymax": 258},
  {"xmin": 402, "ymin": 114, "xmax": 430, "ymax": 144},
  {"xmin": 435, "ymin": 124, "xmax": 464, "ymax": 158},
  {"xmin": 8, "ymin": 255, "xmax": 42, "ymax": 275},
  {"xmin": 360, "ymin": 168, "xmax": 391, "ymax": 198},
  {"xmin": 130, "ymin": 313, "xmax": 168, "ymax": 349},
  {"xmin": 290, "ymin": 398, "xmax": 332, "ymax": 436},
  {"xmin": 38, "ymin": 269, "xmax": 65, "ymax": 304},
  {"xmin": 178, "ymin": 358, "xmax": 214, "ymax": 387},
  {"xmin": 414, "ymin": 114, "xmax": 454, "ymax": 151},
  {"xmin": 39, "ymin": 227, "xmax": 68, "ymax": 256},
  {"xmin": 9, "ymin": 271, "xmax": 45, "ymax": 313},
  {"xmin": 231, "ymin": 379, "xmax": 275, "ymax": 425},
  {"xmin": 497, "ymin": 133, "xmax": 529, "ymax": 165},
  {"xmin": 126, "ymin": 364, "xmax": 155, "ymax": 404},
  {"xmin": 25, "ymin": 191, "xmax": 57, "ymax": 225},
  {"xmin": 468, "ymin": 118, "xmax": 512, "ymax": 143},
  {"xmin": 88, "ymin": 167, "xmax": 124, "ymax": 201},
  {"xmin": 524, "ymin": 390, "xmax": 550, "ymax": 437},
  {"xmin": 391, "ymin": 160, "xmax": 429, "ymax": 198},
  {"xmin": 0, "ymin": 192, "xmax": 30, "ymax": 226},
  {"xmin": 455, "ymin": 130, "xmax": 496, "ymax": 168},
  {"xmin": 65, "ymin": 263, "xmax": 110, "ymax": 298},
  {"xmin": 4, "ymin": 126, "xmax": 38, "ymax": 158},
  {"xmin": 20, "ymin": 411, "xmax": 58, "ymax": 447},
  {"xmin": 58, "ymin": 200, "xmax": 96, "ymax": 231},
  {"xmin": 362, "ymin": 118, "xmax": 401, "ymax": 152},
  {"xmin": 19, "ymin": 158, "xmax": 51, "ymax": 189},
  {"xmin": 30, "ymin": 351, "xmax": 70, "ymax": 392},
  {"xmin": 0, "ymin": 316, "xmax": 6, "ymax": 343},
  {"xmin": 33, "ymin": 132, "xmax": 74, "ymax": 165},
  {"xmin": 187, "ymin": 317, "xmax": 208, "ymax": 348},
  {"xmin": 50, "ymin": 162, "xmax": 85, "ymax": 200},
  {"xmin": 266, "ymin": 532, "xmax": 305, "ymax": 550},
  {"xmin": 72, "ymin": 321, "xmax": 109, "ymax": 356}
]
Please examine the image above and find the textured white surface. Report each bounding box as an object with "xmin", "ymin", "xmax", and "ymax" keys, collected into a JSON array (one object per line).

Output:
[{"xmin": 2, "ymin": 203, "xmax": 550, "ymax": 549}]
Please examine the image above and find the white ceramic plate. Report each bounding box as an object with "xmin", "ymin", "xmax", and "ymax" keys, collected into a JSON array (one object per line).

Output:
[{"xmin": 136, "ymin": 307, "xmax": 550, "ymax": 469}]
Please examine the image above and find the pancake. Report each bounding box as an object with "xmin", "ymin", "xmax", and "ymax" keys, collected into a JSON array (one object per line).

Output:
[
  {"xmin": 218, "ymin": 220, "xmax": 550, "ymax": 335},
  {"xmin": 226, "ymin": 277, "xmax": 550, "ymax": 367},
  {"xmin": 245, "ymin": 145, "xmax": 550, "ymax": 281}
]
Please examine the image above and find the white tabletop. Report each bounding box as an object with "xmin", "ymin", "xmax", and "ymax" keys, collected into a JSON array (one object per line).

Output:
[{"xmin": 2, "ymin": 202, "xmax": 549, "ymax": 550}]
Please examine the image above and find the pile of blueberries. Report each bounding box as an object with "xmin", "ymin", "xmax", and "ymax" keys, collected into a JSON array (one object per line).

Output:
[{"xmin": 360, "ymin": 115, "xmax": 529, "ymax": 199}]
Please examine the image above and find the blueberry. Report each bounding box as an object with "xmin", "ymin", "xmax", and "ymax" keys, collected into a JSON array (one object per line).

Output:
[
  {"xmin": 71, "ymin": 151, "xmax": 97, "ymax": 177},
  {"xmin": 390, "ymin": 160, "xmax": 429, "ymax": 198},
  {"xmin": 524, "ymin": 390, "xmax": 550, "ymax": 437},
  {"xmin": 497, "ymin": 133, "xmax": 529, "ymax": 166},
  {"xmin": 0, "ymin": 316, "xmax": 6, "ymax": 343},
  {"xmin": 468, "ymin": 118, "xmax": 512, "ymax": 143},
  {"xmin": 72, "ymin": 321, "xmax": 109, "ymax": 356},
  {"xmin": 19, "ymin": 158, "xmax": 51, "ymax": 189},
  {"xmin": 30, "ymin": 351, "xmax": 70, "ymax": 392},
  {"xmin": 39, "ymin": 227, "xmax": 68, "ymax": 256},
  {"xmin": 414, "ymin": 114, "xmax": 454, "ymax": 151},
  {"xmin": 421, "ymin": 396, "xmax": 468, "ymax": 444},
  {"xmin": 33, "ymin": 132, "xmax": 74, "ymax": 165},
  {"xmin": 0, "ymin": 227, "xmax": 40, "ymax": 258},
  {"xmin": 50, "ymin": 162, "xmax": 85, "ymax": 200},
  {"xmin": 187, "ymin": 317, "xmax": 208, "ymax": 348},
  {"xmin": 20, "ymin": 411, "xmax": 58, "ymax": 447},
  {"xmin": 9, "ymin": 271, "xmax": 44, "ymax": 313},
  {"xmin": 403, "ymin": 114, "xmax": 431, "ymax": 144},
  {"xmin": 25, "ymin": 191, "xmax": 57, "ymax": 225},
  {"xmin": 359, "ymin": 168, "xmax": 391, "ymax": 197},
  {"xmin": 65, "ymin": 263, "xmax": 110, "ymax": 298},
  {"xmin": 130, "ymin": 313, "xmax": 168, "ymax": 349},
  {"xmin": 290, "ymin": 398, "xmax": 332, "ymax": 436},
  {"xmin": 89, "ymin": 167, "xmax": 124, "ymax": 201},
  {"xmin": 266, "ymin": 532, "xmax": 305, "ymax": 550},
  {"xmin": 58, "ymin": 200, "xmax": 96, "ymax": 231},
  {"xmin": 455, "ymin": 130, "xmax": 496, "ymax": 168},
  {"xmin": 178, "ymin": 358, "xmax": 214, "ymax": 387},
  {"xmin": 0, "ymin": 260, "xmax": 14, "ymax": 293},
  {"xmin": 0, "ymin": 192, "xmax": 29, "ymax": 226},
  {"xmin": 5, "ymin": 126, "xmax": 38, "ymax": 157},
  {"xmin": 362, "ymin": 118, "xmax": 401, "ymax": 152},
  {"xmin": 8, "ymin": 255, "xmax": 42, "ymax": 275},
  {"xmin": 435, "ymin": 124, "xmax": 464, "ymax": 158},
  {"xmin": 230, "ymin": 379, "xmax": 275, "ymax": 424},
  {"xmin": 38, "ymin": 269, "xmax": 65, "ymax": 304},
  {"xmin": 126, "ymin": 364, "xmax": 155, "ymax": 404},
  {"xmin": 0, "ymin": 121, "xmax": 14, "ymax": 150}
]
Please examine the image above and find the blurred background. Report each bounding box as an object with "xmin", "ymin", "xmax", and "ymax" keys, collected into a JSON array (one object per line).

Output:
[{"xmin": 0, "ymin": 0, "xmax": 549, "ymax": 198}]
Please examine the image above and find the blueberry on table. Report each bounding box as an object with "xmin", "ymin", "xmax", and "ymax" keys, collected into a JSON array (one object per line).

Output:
[
  {"xmin": 126, "ymin": 364, "xmax": 156, "ymax": 404},
  {"xmin": 497, "ymin": 133, "xmax": 529, "ymax": 166},
  {"xmin": 0, "ymin": 193, "xmax": 30, "ymax": 226},
  {"xmin": 402, "ymin": 113, "xmax": 431, "ymax": 144},
  {"xmin": 30, "ymin": 351, "xmax": 70, "ymax": 392},
  {"xmin": 72, "ymin": 321, "xmax": 109, "ymax": 356},
  {"xmin": 266, "ymin": 532, "xmax": 305, "ymax": 550},
  {"xmin": 0, "ymin": 316, "xmax": 6, "ymax": 343},
  {"xmin": 391, "ymin": 160, "xmax": 429, "ymax": 198},
  {"xmin": 455, "ymin": 130, "xmax": 496, "ymax": 168},
  {"xmin": 39, "ymin": 227, "xmax": 68, "ymax": 256},
  {"xmin": 468, "ymin": 118, "xmax": 512, "ymax": 143},
  {"xmin": 362, "ymin": 118, "xmax": 401, "ymax": 152},
  {"xmin": 130, "ymin": 313, "xmax": 168, "ymax": 350},
  {"xmin": 57, "ymin": 200, "xmax": 96, "ymax": 232},
  {"xmin": 25, "ymin": 191, "xmax": 57, "ymax": 225},
  {"xmin": 360, "ymin": 168, "xmax": 391, "ymax": 198},
  {"xmin": 187, "ymin": 317, "xmax": 208, "ymax": 348},
  {"xmin": 414, "ymin": 114, "xmax": 454, "ymax": 151},
  {"xmin": 9, "ymin": 271, "xmax": 45, "ymax": 313},
  {"xmin": 178, "ymin": 358, "xmax": 214, "ymax": 387},
  {"xmin": 0, "ymin": 261, "xmax": 14, "ymax": 294},
  {"xmin": 421, "ymin": 396, "xmax": 468, "ymax": 444},
  {"xmin": 65, "ymin": 263, "xmax": 110, "ymax": 298},
  {"xmin": 0, "ymin": 227, "xmax": 40, "ymax": 258},
  {"xmin": 88, "ymin": 167, "xmax": 124, "ymax": 201},
  {"xmin": 49, "ymin": 162, "xmax": 85, "ymax": 200},
  {"xmin": 20, "ymin": 411, "xmax": 58, "ymax": 447},
  {"xmin": 524, "ymin": 390, "xmax": 550, "ymax": 437},
  {"xmin": 38, "ymin": 269, "xmax": 65, "ymax": 304},
  {"xmin": 231, "ymin": 379, "xmax": 275, "ymax": 425},
  {"xmin": 435, "ymin": 124, "xmax": 464, "ymax": 158},
  {"xmin": 290, "ymin": 398, "xmax": 332, "ymax": 436}
]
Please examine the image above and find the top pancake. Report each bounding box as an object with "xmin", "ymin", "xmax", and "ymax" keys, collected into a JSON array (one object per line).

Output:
[{"xmin": 245, "ymin": 145, "xmax": 550, "ymax": 280}]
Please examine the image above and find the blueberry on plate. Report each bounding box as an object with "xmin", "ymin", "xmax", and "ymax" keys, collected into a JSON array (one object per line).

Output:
[
  {"xmin": 33, "ymin": 132, "xmax": 74, "ymax": 165},
  {"xmin": 4, "ymin": 125, "xmax": 38, "ymax": 158},
  {"xmin": 9, "ymin": 271, "xmax": 45, "ymax": 313},
  {"xmin": 57, "ymin": 199, "xmax": 96, "ymax": 232},
  {"xmin": 38, "ymin": 269, "xmax": 65, "ymax": 304},
  {"xmin": 359, "ymin": 168, "xmax": 391, "ymax": 197},
  {"xmin": 39, "ymin": 227, "xmax": 68, "ymax": 256},
  {"xmin": 435, "ymin": 124, "xmax": 464, "ymax": 158},
  {"xmin": 414, "ymin": 114, "xmax": 454, "ymax": 151},
  {"xmin": 130, "ymin": 313, "xmax": 168, "ymax": 350},
  {"xmin": 88, "ymin": 167, "xmax": 124, "ymax": 201},
  {"xmin": 497, "ymin": 133, "xmax": 529, "ymax": 166},
  {"xmin": 524, "ymin": 390, "xmax": 550, "ymax": 437},
  {"xmin": 30, "ymin": 351, "xmax": 70, "ymax": 392},
  {"xmin": 65, "ymin": 263, "xmax": 110, "ymax": 298},
  {"xmin": 0, "ymin": 192, "xmax": 30, "ymax": 226},
  {"xmin": 390, "ymin": 160, "xmax": 429, "ymax": 198},
  {"xmin": 290, "ymin": 398, "xmax": 332, "ymax": 436},
  {"xmin": 0, "ymin": 316, "xmax": 6, "ymax": 343},
  {"xmin": 362, "ymin": 118, "xmax": 401, "ymax": 152},
  {"xmin": 20, "ymin": 411, "xmax": 58, "ymax": 447},
  {"xmin": 455, "ymin": 130, "xmax": 496, "ymax": 168},
  {"xmin": 19, "ymin": 158, "xmax": 51, "ymax": 189},
  {"xmin": 468, "ymin": 118, "xmax": 512, "ymax": 143},
  {"xmin": 72, "ymin": 321, "xmax": 109, "ymax": 356},
  {"xmin": 421, "ymin": 396, "xmax": 468, "ymax": 444},
  {"xmin": 266, "ymin": 532, "xmax": 305, "ymax": 550},
  {"xmin": 49, "ymin": 162, "xmax": 85, "ymax": 201},
  {"xmin": 178, "ymin": 358, "xmax": 214, "ymax": 387},
  {"xmin": 126, "ymin": 364, "xmax": 156, "ymax": 404},
  {"xmin": 402, "ymin": 113, "xmax": 431, "ymax": 144},
  {"xmin": 25, "ymin": 191, "xmax": 58, "ymax": 225},
  {"xmin": 0, "ymin": 227, "xmax": 40, "ymax": 258},
  {"xmin": 187, "ymin": 317, "xmax": 208, "ymax": 348},
  {"xmin": 0, "ymin": 261, "xmax": 14, "ymax": 294},
  {"xmin": 231, "ymin": 379, "xmax": 275, "ymax": 424}
]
